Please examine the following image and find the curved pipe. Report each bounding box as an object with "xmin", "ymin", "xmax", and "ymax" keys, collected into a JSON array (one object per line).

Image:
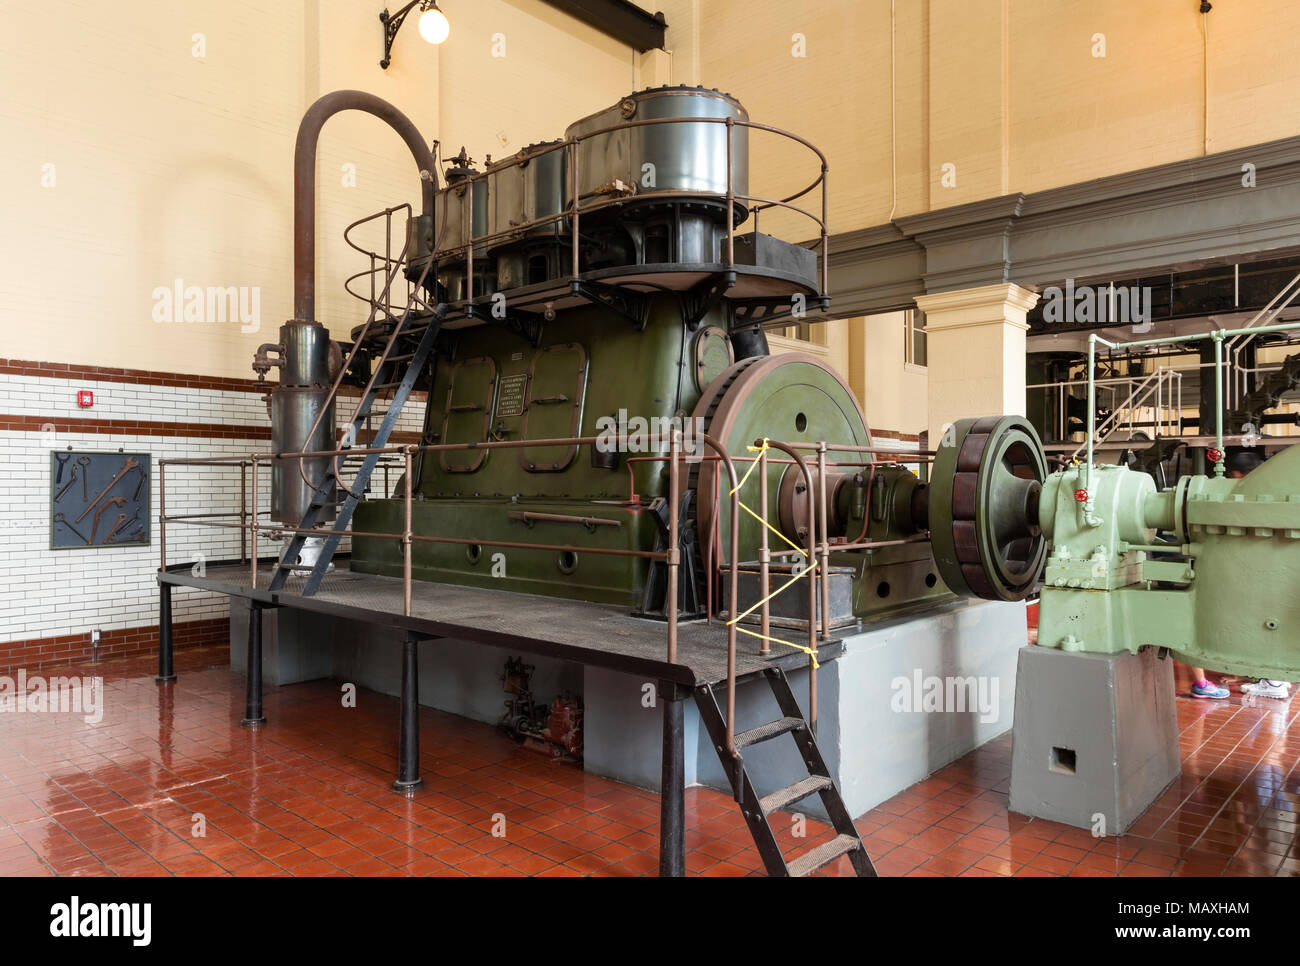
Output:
[{"xmin": 293, "ymin": 90, "xmax": 437, "ymax": 322}]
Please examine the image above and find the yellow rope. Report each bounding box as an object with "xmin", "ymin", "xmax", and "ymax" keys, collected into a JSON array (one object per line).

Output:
[
  {"xmin": 727, "ymin": 560, "xmax": 817, "ymax": 625},
  {"xmin": 729, "ymin": 438, "xmax": 807, "ymax": 558},
  {"xmin": 737, "ymin": 501, "xmax": 808, "ymax": 558},
  {"xmin": 730, "ymin": 438, "xmax": 767, "ymax": 495},
  {"xmin": 715, "ymin": 436, "xmax": 821, "ymax": 668},
  {"xmin": 733, "ymin": 625, "xmax": 820, "ymax": 668}
]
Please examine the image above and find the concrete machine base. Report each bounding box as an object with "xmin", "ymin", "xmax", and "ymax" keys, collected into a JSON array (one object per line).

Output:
[
  {"xmin": 232, "ymin": 595, "xmax": 1027, "ymax": 822},
  {"xmin": 1009, "ymin": 644, "xmax": 1180, "ymax": 835}
]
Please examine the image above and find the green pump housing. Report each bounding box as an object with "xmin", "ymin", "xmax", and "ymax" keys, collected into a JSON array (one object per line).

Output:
[{"xmin": 1035, "ymin": 445, "xmax": 1300, "ymax": 680}]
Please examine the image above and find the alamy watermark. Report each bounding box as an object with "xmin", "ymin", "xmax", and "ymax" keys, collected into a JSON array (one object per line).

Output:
[
  {"xmin": 151, "ymin": 278, "xmax": 261, "ymax": 333},
  {"xmin": 595, "ymin": 410, "xmax": 707, "ymax": 461},
  {"xmin": 0, "ymin": 671, "xmax": 103, "ymax": 724},
  {"xmin": 890, "ymin": 670, "xmax": 1000, "ymax": 724},
  {"xmin": 1040, "ymin": 278, "xmax": 1153, "ymax": 332}
]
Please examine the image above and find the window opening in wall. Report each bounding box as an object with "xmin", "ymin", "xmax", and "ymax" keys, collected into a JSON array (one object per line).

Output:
[
  {"xmin": 904, "ymin": 308, "xmax": 927, "ymax": 368},
  {"xmin": 777, "ymin": 321, "xmax": 813, "ymax": 342}
]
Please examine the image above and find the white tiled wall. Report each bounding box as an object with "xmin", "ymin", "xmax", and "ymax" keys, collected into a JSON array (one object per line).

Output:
[{"xmin": 0, "ymin": 374, "xmax": 426, "ymax": 645}]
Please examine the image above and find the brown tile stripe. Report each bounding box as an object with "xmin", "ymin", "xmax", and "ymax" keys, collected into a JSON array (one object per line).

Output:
[
  {"xmin": 0, "ymin": 413, "xmax": 425, "ymax": 445},
  {"xmin": 0, "ymin": 616, "xmax": 228, "ymax": 675},
  {"xmin": 872, "ymin": 428, "xmax": 921, "ymax": 443},
  {"xmin": 0, "ymin": 358, "xmax": 426, "ymax": 400},
  {"xmin": 0, "ymin": 413, "xmax": 271, "ymax": 440}
]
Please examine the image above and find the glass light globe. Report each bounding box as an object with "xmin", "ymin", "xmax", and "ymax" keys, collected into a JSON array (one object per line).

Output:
[{"xmin": 418, "ymin": 6, "xmax": 450, "ymax": 44}]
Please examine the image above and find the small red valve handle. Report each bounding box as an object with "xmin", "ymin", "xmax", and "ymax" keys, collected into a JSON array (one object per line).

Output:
[
  {"xmin": 1074, "ymin": 488, "xmax": 1088, "ymax": 503},
  {"xmin": 1207, "ymin": 447, "xmax": 1224, "ymax": 464}
]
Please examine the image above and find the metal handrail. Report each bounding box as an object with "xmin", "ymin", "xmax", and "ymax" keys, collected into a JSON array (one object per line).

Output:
[
  {"xmin": 1226, "ymin": 269, "xmax": 1300, "ymax": 407},
  {"xmin": 340, "ymin": 112, "xmax": 831, "ymax": 316},
  {"xmin": 160, "ymin": 428, "xmax": 848, "ymax": 759}
]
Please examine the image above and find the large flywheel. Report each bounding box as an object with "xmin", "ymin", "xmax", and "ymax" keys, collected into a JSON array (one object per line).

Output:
[
  {"xmin": 691, "ymin": 352, "xmax": 872, "ymax": 561},
  {"xmin": 929, "ymin": 415, "xmax": 1048, "ymax": 601}
]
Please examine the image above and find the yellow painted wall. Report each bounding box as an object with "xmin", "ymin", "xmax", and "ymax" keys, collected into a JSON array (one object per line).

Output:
[
  {"xmin": 0, "ymin": 0, "xmax": 637, "ymax": 379},
  {"xmin": 662, "ymin": 0, "xmax": 1300, "ymax": 231}
]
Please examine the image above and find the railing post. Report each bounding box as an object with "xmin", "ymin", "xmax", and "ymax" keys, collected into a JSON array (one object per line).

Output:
[
  {"xmin": 239, "ymin": 460, "xmax": 248, "ymax": 564},
  {"xmin": 820, "ymin": 162, "xmax": 829, "ymax": 298},
  {"xmin": 725, "ymin": 116, "xmax": 735, "ymax": 272},
  {"xmin": 757, "ymin": 444, "xmax": 770, "ymax": 656},
  {"xmin": 817, "ymin": 441, "xmax": 831, "ymax": 642},
  {"xmin": 403, "ymin": 446, "xmax": 414, "ymax": 616},
  {"xmin": 1213, "ymin": 331, "xmax": 1226, "ymax": 477},
  {"xmin": 570, "ymin": 139, "xmax": 581, "ymax": 281},
  {"xmin": 667, "ymin": 431, "xmax": 680, "ymax": 664},
  {"xmin": 250, "ymin": 455, "xmax": 259, "ymax": 589},
  {"xmin": 159, "ymin": 463, "xmax": 168, "ymax": 571}
]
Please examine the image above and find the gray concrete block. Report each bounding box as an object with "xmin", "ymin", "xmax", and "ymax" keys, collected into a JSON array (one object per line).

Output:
[
  {"xmin": 1009, "ymin": 644, "xmax": 1180, "ymax": 834},
  {"xmin": 229, "ymin": 600, "xmax": 334, "ymax": 686}
]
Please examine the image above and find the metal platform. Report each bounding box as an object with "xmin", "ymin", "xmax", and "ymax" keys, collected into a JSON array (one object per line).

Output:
[
  {"xmin": 157, "ymin": 558, "xmax": 842, "ymax": 687},
  {"xmin": 154, "ymin": 556, "xmax": 843, "ymax": 876}
]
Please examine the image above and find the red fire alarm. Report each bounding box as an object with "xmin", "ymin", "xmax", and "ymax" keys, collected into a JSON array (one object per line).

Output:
[{"xmin": 77, "ymin": 390, "xmax": 94, "ymax": 408}]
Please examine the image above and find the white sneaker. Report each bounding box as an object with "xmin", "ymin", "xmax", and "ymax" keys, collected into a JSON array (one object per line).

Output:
[{"xmin": 1240, "ymin": 679, "xmax": 1291, "ymax": 699}]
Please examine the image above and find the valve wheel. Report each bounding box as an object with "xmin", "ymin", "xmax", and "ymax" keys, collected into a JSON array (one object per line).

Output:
[{"xmin": 930, "ymin": 415, "xmax": 1048, "ymax": 601}]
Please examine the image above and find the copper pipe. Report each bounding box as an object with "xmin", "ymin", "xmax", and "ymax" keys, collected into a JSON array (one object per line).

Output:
[
  {"xmin": 684, "ymin": 434, "xmax": 741, "ymax": 756},
  {"xmin": 507, "ymin": 511, "xmax": 622, "ymax": 528},
  {"xmin": 239, "ymin": 462, "xmax": 248, "ymax": 564},
  {"xmin": 159, "ymin": 463, "xmax": 167, "ymax": 571},
  {"xmin": 725, "ymin": 116, "xmax": 735, "ymax": 270},
  {"xmin": 666, "ymin": 431, "xmax": 680, "ymax": 664},
  {"xmin": 250, "ymin": 456, "xmax": 259, "ymax": 589},
  {"xmin": 820, "ymin": 162, "xmax": 829, "ymax": 297},
  {"xmin": 849, "ymin": 462, "xmax": 877, "ymax": 545},
  {"xmin": 835, "ymin": 533, "xmax": 931, "ymax": 552},
  {"xmin": 293, "ymin": 90, "xmax": 436, "ymax": 323},
  {"xmin": 817, "ymin": 441, "xmax": 830, "ymax": 642},
  {"xmin": 758, "ymin": 439, "xmax": 819, "ymax": 734},
  {"xmin": 403, "ymin": 446, "xmax": 413, "ymax": 617},
  {"xmin": 757, "ymin": 445, "xmax": 771, "ymax": 656},
  {"xmin": 570, "ymin": 140, "xmax": 580, "ymax": 280},
  {"xmin": 169, "ymin": 516, "xmax": 670, "ymax": 560}
]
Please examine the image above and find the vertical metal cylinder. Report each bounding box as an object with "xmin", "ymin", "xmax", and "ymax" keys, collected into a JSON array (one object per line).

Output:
[
  {"xmin": 241, "ymin": 604, "xmax": 266, "ymax": 726},
  {"xmin": 659, "ymin": 691, "xmax": 685, "ymax": 878},
  {"xmin": 156, "ymin": 583, "xmax": 175, "ymax": 683},
  {"xmin": 394, "ymin": 634, "xmax": 424, "ymax": 792}
]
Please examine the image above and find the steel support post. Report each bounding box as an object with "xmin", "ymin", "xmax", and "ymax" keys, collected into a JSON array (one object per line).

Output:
[
  {"xmin": 240, "ymin": 603, "xmax": 267, "ymax": 727},
  {"xmin": 155, "ymin": 582, "xmax": 176, "ymax": 683},
  {"xmin": 393, "ymin": 632, "xmax": 426, "ymax": 793},
  {"xmin": 659, "ymin": 683, "xmax": 686, "ymax": 877}
]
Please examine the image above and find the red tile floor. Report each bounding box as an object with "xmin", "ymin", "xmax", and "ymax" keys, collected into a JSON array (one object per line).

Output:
[{"xmin": 0, "ymin": 646, "xmax": 1296, "ymax": 876}]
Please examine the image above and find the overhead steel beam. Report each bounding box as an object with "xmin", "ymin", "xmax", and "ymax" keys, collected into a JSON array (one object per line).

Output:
[{"xmin": 540, "ymin": 0, "xmax": 666, "ymax": 51}]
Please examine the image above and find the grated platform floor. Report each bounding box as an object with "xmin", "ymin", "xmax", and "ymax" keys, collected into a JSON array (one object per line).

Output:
[{"xmin": 159, "ymin": 559, "xmax": 840, "ymax": 687}]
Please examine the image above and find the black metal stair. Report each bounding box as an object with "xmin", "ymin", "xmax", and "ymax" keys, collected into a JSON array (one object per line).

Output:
[
  {"xmin": 269, "ymin": 302, "xmax": 447, "ymax": 596},
  {"xmin": 694, "ymin": 666, "xmax": 876, "ymax": 877}
]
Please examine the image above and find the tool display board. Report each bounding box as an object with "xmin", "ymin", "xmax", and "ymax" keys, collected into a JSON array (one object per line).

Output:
[{"xmin": 50, "ymin": 450, "xmax": 151, "ymax": 550}]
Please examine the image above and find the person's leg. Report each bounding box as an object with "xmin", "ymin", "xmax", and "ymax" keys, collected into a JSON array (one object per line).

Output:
[{"xmin": 1189, "ymin": 667, "xmax": 1229, "ymax": 699}]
